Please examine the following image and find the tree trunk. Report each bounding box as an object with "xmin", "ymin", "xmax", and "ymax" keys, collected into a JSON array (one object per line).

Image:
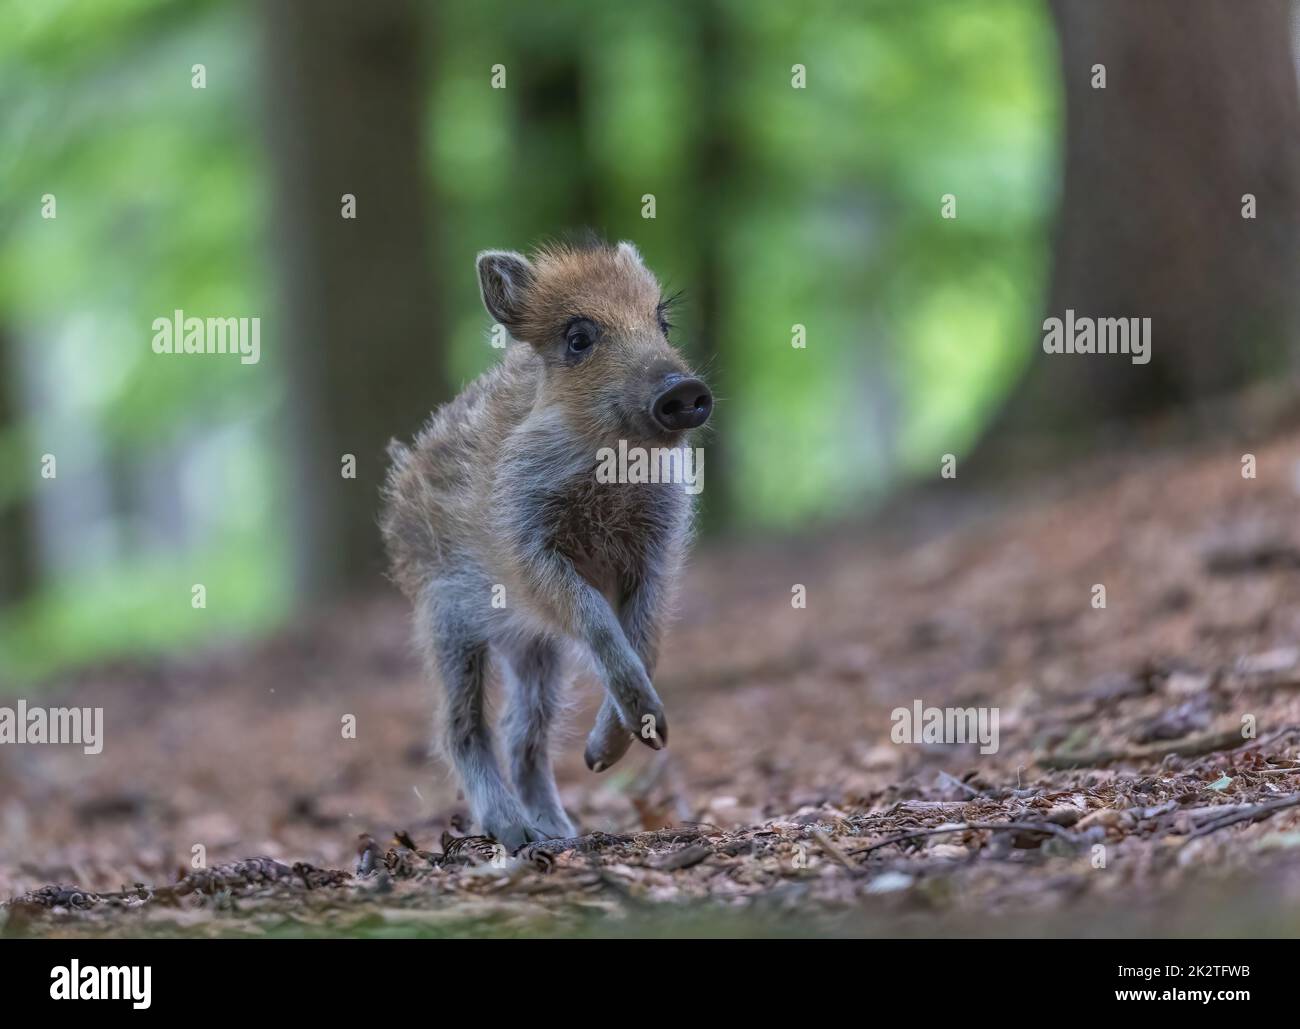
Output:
[
  {"xmin": 984, "ymin": 0, "xmax": 1300, "ymax": 454},
  {"xmin": 693, "ymin": 0, "xmax": 735, "ymax": 531},
  {"xmin": 0, "ymin": 327, "xmax": 37, "ymax": 609},
  {"xmin": 514, "ymin": 50, "xmax": 599, "ymax": 232},
  {"xmin": 261, "ymin": 0, "xmax": 443, "ymax": 599}
]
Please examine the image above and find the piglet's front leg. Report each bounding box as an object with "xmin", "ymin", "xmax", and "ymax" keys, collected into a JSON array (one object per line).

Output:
[
  {"xmin": 517, "ymin": 543, "xmax": 667, "ymax": 763},
  {"xmin": 585, "ymin": 572, "xmax": 668, "ymax": 771}
]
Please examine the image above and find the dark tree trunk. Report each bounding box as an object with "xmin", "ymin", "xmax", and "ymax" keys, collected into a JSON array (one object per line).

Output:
[
  {"xmin": 515, "ymin": 51, "xmax": 600, "ymax": 232},
  {"xmin": 693, "ymin": 0, "xmax": 735, "ymax": 531},
  {"xmin": 985, "ymin": 0, "xmax": 1300, "ymax": 453},
  {"xmin": 0, "ymin": 327, "xmax": 37, "ymax": 609},
  {"xmin": 261, "ymin": 0, "xmax": 443, "ymax": 599}
]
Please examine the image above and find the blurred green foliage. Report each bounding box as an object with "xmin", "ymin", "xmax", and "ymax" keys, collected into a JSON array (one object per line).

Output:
[{"xmin": 0, "ymin": 0, "xmax": 1058, "ymax": 680}]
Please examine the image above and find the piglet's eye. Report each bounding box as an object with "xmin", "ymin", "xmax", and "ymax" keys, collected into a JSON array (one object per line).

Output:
[{"xmin": 566, "ymin": 319, "xmax": 597, "ymax": 354}]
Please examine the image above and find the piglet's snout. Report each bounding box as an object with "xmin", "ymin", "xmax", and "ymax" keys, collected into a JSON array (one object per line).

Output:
[{"xmin": 650, "ymin": 375, "xmax": 712, "ymax": 432}]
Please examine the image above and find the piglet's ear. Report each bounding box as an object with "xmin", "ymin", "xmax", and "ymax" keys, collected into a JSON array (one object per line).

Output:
[
  {"xmin": 616, "ymin": 240, "xmax": 645, "ymax": 267},
  {"xmin": 476, "ymin": 250, "xmax": 534, "ymax": 331}
]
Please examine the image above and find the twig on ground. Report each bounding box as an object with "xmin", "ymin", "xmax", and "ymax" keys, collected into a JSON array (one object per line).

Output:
[
  {"xmin": 654, "ymin": 843, "xmax": 714, "ymax": 871},
  {"xmin": 1238, "ymin": 725, "xmax": 1300, "ymax": 752},
  {"xmin": 810, "ymin": 830, "xmax": 860, "ymax": 874},
  {"xmin": 849, "ymin": 821, "xmax": 1077, "ymax": 858},
  {"xmin": 1039, "ymin": 728, "xmax": 1247, "ymax": 769},
  {"xmin": 1186, "ymin": 793, "xmax": 1300, "ymax": 840},
  {"xmin": 937, "ymin": 770, "xmax": 982, "ymax": 798}
]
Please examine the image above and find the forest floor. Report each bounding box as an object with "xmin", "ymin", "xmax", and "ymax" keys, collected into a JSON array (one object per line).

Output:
[{"xmin": 6, "ymin": 412, "xmax": 1300, "ymax": 937}]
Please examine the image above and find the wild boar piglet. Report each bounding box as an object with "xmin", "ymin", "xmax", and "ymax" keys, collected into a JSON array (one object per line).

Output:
[{"xmin": 382, "ymin": 239, "xmax": 712, "ymax": 849}]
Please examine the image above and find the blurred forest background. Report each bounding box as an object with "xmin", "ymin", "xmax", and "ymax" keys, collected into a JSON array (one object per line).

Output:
[{"xmin": 1, "ymin": 0, "xmax": 1298, "ymax": 682}]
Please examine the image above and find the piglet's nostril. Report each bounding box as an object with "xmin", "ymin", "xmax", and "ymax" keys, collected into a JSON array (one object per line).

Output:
[{"xmin": 651, "ymin": 377, "xmax": 712, "ymax": 432}]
